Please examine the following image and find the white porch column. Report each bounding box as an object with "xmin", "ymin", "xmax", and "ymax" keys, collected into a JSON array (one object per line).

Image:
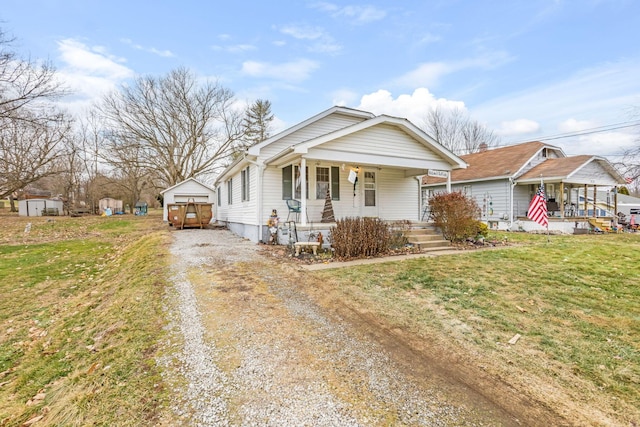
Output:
[
  {"xmin": 446, "ymin": 172, "xmax": 452, "ymax": 192},
  {"xmin": 301, "ymin": 158, "xmax": 307, "ymax": 225}
]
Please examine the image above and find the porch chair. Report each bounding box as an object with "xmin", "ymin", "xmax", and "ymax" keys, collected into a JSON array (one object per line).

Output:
[{"xmin": 286, "ymin": 199, "xmax": 308, "ymax": 222}]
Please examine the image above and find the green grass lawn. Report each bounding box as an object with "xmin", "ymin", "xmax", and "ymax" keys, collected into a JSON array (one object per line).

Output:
[
  {"xmin": 0, "ymin": 212, "xmax": 172, "ymax": 426},
  {"xmin": 1, "ymin": 211, "xmax": 638, "ymax": 426},
  {"xmin": 313, "ymin": 231, "xmax": 640, "ymax": 425}
]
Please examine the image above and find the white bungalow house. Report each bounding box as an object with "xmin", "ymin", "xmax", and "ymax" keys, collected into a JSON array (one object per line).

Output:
[
  {"xmin": 422, "ymin": 141, "xmax": 627, "ymax": 233},
  {"xmin": 160, "ymin": 178, "xmax": 216, "ymax": 222},
  {"xmin": 214, "ymin": 106, "xmax": 467, "ymax": 243}
]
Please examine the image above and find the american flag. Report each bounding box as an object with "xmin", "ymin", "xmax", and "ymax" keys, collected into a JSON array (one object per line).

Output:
[
  {"xmin": 527, "ymin": 183, "xmax": 548, "ymax": 228},
  {"xmin": 626, "ymin": 177, "xmax": 634, "ymax": 184}
]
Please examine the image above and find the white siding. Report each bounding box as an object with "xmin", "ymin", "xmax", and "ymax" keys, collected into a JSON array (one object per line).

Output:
[
  {"xmin": 425, "ymin": 179, "xmax": 513, "ymax": 221},
  {"xmin": 261, "ymin": 164, "xmax": 420, "ymax": 223},
  {"xmin": 318, "ymin": 124, "xmax": 444, "ymax": 162},
  {"xmin": 258, "ymin": 114, "xmax": 367, "ymax": 160},
  {"xmin": 571, "ymin": 161, "xmax": 620, "ymax": 186}
]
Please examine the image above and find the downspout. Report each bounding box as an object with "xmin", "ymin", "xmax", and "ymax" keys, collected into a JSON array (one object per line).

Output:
[
  {"xmin": 416, "ymin": 176, "xmax": 422, "ymax": 221},
  {"xmin": 301, "ymin": 158, "xmax": 307, "ymax": 225},
  {"xmin": 509, "ymin": 177, "xmax": 516, "ymax": 230},
  {"xmin": 245, "ymin": 157, "xmax": 265, "ymax": 241}
]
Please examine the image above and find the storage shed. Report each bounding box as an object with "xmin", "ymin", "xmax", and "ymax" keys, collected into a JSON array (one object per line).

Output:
[
  {"xmin": 99, "ymin": 198, "xmax": 123, "ymax": 214},
  {"xmin": 160, "ymin": 178, "xmax": 216, "ymax": 222},
  {"xmin": 18, "ymin": 198, "xmax": 64, "ymax": 217}
]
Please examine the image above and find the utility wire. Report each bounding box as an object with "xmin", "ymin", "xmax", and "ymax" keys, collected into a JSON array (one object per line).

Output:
[{"xmin": 505, "ymin": 120, "xmax": 640, "ymax": 145}]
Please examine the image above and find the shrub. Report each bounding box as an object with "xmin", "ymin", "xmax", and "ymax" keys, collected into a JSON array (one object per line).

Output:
[
  {"xmin": 428, "ymin": 191, "xmax": 480, "ymax": 242},
  {"xmin": 474, "ymin": 220, "xmax": 489, "ymax": 238},
  {"xmin": 330, "ymin": 217, "xmax": 391, "ymax": 259}
]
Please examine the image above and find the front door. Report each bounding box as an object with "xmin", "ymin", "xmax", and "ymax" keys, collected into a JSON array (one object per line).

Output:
[{"xmin": 361, "ymin": 170, "xmax": 378, "ymax": 217}]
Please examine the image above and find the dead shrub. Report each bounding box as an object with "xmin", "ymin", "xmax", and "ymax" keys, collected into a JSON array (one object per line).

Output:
[
  {"xmin": 428, "ymin": 191, "xmax": 480, "ymax": 242},
  {"xmin": 330, "ymin": 217, "xmax": 391, "ymax": 259}
]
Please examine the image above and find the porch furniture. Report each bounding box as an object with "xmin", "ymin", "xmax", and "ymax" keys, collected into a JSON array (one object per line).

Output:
[
  {"xmin": 547, "ymin": 200, "xmax": 560, "ymax": 216},
  {"xmin": 294, "ymin": 241, "xmax": 320, "ymax": 256},
  {"xmin": 286, "ymin": 199, "xmax": 308, "ymax": 222}
]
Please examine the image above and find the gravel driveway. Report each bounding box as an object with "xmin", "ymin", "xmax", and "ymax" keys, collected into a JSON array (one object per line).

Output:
[{"xmin": 159, "ymin": 228, "xmax": 524, "ymax": 426}]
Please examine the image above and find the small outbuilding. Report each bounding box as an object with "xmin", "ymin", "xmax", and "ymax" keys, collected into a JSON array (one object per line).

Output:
[
  {"xmin": 160, "ymin": 178, "xmax": 216, "ymax": 222},
  {"xmin": 18, "ymin": 198, "xmax": 64, "ymax": 217},
  {"xmin": 99, "ymin": 198, "xmax": 124, "ymax": 215}
]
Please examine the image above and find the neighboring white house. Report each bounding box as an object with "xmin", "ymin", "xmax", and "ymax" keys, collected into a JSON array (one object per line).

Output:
[
  {"xmin": 18, "ymin": 198, "xmax": 64, "ymax": 217},
  {"xmin": 214, "ymin": 106, "xmax": 467, "ymax": 243},
  {"xmin": 160, "ymin": 178, "xmax": 216, "ymax": 222},
  {"xmin": 422, "ymin": 141, "xmax": 626, "ymax": 232}
]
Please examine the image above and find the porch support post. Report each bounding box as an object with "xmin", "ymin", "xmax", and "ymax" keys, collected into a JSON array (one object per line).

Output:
[
  {"xmin": 559, "ymin": 182, "xmax": 565, "ymax": 218},
  {"xmin": 614, "ymin": 186, "xmax": 618, "ymax": 218},
  {"xmin": 300, "ymin": 158, "xmax": 307, "ymax": 225},
  {"xmin": 593, "ymin": 185, "xmax": 597, "ymax": 217},
  {"xmin": 583, "ymin": 184, "xmax": 588, "ymax": 216},
  {"xmin": 446, "ymin": 172, "xmax": 451, "ymax": 193}
]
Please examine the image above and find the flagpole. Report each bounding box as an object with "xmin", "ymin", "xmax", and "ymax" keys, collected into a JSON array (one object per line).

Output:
[{"xmin": 543, "ymin": 178, "xmax": 550, "ymax": 243}]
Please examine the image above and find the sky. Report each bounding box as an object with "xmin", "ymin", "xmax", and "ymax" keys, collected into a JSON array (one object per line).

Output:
[{"xmin": 2, "ymin": 0, "xmax": 640, "ymax": 165}]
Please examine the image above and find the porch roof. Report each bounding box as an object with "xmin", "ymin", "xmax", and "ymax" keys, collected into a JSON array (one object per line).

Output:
[
  {"xmin": 264, "ymin": 114, "xmax": 467, "ymax": 176},
  {"xmin": 517, "ymin": 155, "xmax": 626, "ymax": 185}
]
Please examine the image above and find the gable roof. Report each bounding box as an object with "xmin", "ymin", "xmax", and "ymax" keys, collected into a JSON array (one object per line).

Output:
[
  {"xmin": 247, "ymin": 106, "xmax": 375, "ymax": 157},
  {"xmin": 264, "ymin": 113, "xmax": 467, "ymax": 170},
  {"xmin": 160, "ymin": 177, "xmax": 215, "ymax": 195},
  {"xmin": 422, "ymin": 141, "xmax": 625, "ymax": 186},
  {"xmin": 423, "ymin": 141, "xmax": 556, "ymax": 184},
  {"xmin": 517, "ymin": 155, "xmax": 625, "ymax": 184}
]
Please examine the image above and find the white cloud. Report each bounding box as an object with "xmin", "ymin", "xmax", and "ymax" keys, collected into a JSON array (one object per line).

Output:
[
  {"xmin": 471, "ymin": 58, "xmax": 640, "ymax": 157},
  {"xmin": 331, "ymin": 88, "xmax": 359, "ymax": 106},
  {"xmin": 120, "ymin": 38, "xmax": 174, "ymax": 57},
  {"xmin": 278, "ymin": 24, "xmax": 342, "ymax": 54},
  {"xmin": 557, "ymin": 118, "xmax": 595, "ymax": 133},
  {"xmin": 211, "ymin": 44, "xmax": 257, "ymax": 53},
  {"xmin": 55, "ymin": 39, "xmax": 135, "ymax": 114},
  {"xmin": 497, "ymin": 119, "xmax": 540, "ymax": 136},
  {"xmin": 392, "ymin": 51, "xmax": 512, "ymax": 89},
  {"xmin": 240, "ymin": 59, "xmax": 319, "ymax": 83},
  {"xmin": 312, "ymin": 2, "xmax": 387, "ymax": 24},
  {"xmin": 280, "ymin": 25, "xmax": 325, "ymax": 40},
  {"xmin": 58, "ymin": 39, "xmax": 132, "ymax": 79},
  {"xmin": 356, "ymin": 87, "xmax": 465, "ymax": 125}
]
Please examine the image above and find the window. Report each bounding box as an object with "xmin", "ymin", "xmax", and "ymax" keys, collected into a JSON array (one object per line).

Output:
[
  {"xmin": 314, "ymin": 166, "xmax": 340, "ymax": 200},
  {"xmin": 227, "ymin": 179, "xmax": 233, "ymax": 205},
  {"xmin": 316, "ymin": 167, "xmax": 329, "ymax": 199},
  {"xmin": 282, "ymin": 165, "xmax": 308, "ymax": 200},
  {"xmin": 364, "ymin": 171, "xmax": 376, "ymax": 206},
  {"xmin": 241, "ymin": 166, "xmax": 250, "ymax": 201}
]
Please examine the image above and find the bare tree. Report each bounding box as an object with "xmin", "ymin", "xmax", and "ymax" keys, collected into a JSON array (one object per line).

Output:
[
  {"xmin": 0, "ymin": 29, "xmax": 67, "ymax": 123},
  {"xmin": 0, "ymin": 28, "xmax": 72, "ymax": 211},
  {"xmin": 98, "ymin": 67, "xmax": 245, "ymax": 188},
  {"xmin": 0, "ymin": 111, "xmax": 73, "ymax": 209},
  {"xmin": 422, "ymin": 106, "xmax": 499, "ymax": 155}
]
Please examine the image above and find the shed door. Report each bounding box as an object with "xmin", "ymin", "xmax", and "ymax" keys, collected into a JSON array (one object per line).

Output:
[{"xmin": 174, "ymin": 193, "xmax": 209, "ymax": 203}]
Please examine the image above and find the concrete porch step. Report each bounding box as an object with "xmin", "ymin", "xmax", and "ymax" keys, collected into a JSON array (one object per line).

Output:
[{"xmin": 402, "ymin": 224, "xmax": 450, "ymax": 251}]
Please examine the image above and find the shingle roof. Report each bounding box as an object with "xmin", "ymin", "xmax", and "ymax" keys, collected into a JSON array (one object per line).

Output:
[
  {"xmin": 518, "ymin": 155, "xmax": 592, "ymax": 181},
  {"xmin": 423, "ymin": 141, "xmax": 548, "ymax": 184}
]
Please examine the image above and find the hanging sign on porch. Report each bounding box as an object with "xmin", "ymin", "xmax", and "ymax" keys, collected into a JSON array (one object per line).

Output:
[{"xmin": 427, "ymin": 169, "xmax": 449, "ymax": 178}]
